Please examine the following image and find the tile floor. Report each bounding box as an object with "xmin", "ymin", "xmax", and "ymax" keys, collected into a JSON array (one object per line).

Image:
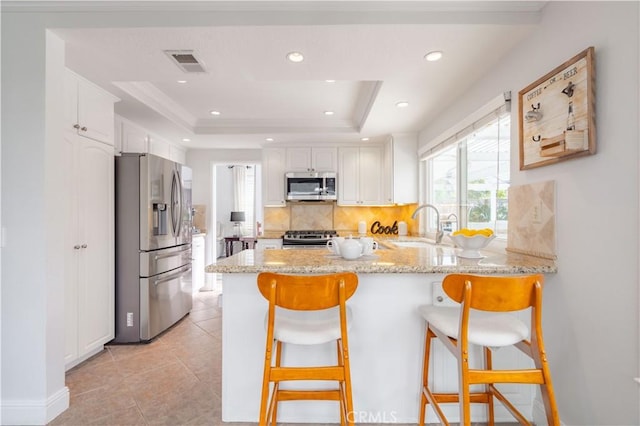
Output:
[{"xmin": 50, "ymin": 285, "xmax": 513, "ymax": 426}]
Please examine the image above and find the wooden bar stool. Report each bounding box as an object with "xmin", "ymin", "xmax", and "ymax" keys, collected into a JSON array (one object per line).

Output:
[
  {"xmin": 257, "ymin": 272, "xmax": 358, "ymax": 426},
  {"xmin": 418, "ymin": 273, "xmax": 560, "ymax": 426}
]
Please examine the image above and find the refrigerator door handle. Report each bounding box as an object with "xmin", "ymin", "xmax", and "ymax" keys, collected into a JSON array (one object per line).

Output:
[
  {"xmin": 153, "ymin": 245, "xmax": 191, "ymax": 261},
  {"xmin": 170, "ymin": 169, "xmax": 183, "ymax": 237},
  {"xmin": 153, "ymin": 265, "xmax": 192, "ymax": 286}
]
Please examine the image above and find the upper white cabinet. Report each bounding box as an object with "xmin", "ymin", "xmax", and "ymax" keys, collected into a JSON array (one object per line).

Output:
[
  {"xmin": 384, "ymin": 134, "xmax": 418, "ymax": 204},
  {"xmin": 115, "ymin": 116, "xmax": 148, "ymax": 154},
  {"xmin": 338, "ymin": 145, "xmax": 386, "ymax": 205},
  {"xmin": 169, "ymin": 144, "xmax": 187, "ymax": 165},
  {"xmin": 115, "ymin": 114, "xmax": 187, "ymax": 164},
  {"xmin": 148, "ymin": 135, "xmax": 171, "ymax": 160},
  {"xmin": 263, "ymin": 148, "xmax": 287, "ymax": 206},
  {"xmin": 285, "ymin": 147, "xmax": 337, "ymax": 172},
  {"xmin": 65, "ymin": 69, "xmax": 119, "ymax": 146}
]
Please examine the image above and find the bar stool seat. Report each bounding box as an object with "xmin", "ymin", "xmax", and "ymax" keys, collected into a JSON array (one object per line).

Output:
[
  {"xmin": 269, "ymin": 306, "xmax": 353, "ymax": 345},
  {"xmin": 257, "ymin": 272, "xmax": 358, "ymax": 426},
  {"xmin": 417, "ymin": 305, "xmax": 529, "ymax": 347}
]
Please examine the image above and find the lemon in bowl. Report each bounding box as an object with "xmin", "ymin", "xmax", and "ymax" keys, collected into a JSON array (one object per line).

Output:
[{"xmin": 448, "ymin": 228, "xmax": 496, "ymax": 258}]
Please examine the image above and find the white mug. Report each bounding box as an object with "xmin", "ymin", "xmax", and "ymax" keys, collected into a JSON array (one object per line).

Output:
[
  {"xmin": 359, "ymin": 237, "xmax": 378, "ymax": 255},
  {"xmin": 326, "ymin": 237, "xmax": 345, "ymax": 255}
]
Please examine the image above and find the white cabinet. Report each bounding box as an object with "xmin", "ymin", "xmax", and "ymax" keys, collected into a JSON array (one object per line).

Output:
[
  {"xmin": 63, "ymin": 130, "xmax": 115, "ymax": 370},
  {"xmin": 65, "ymin": 69, "xmax": 118, "ymax": 146},
  {"xmin": 115, "ymin": 116, "xmax": 149, "ymax": 154},
  {"xmin": 338, "ymin": 145, "xmax": 386, "ymax": 205},
  {"xmin": 255, "ymin": 238, "xmax": 283, "ymax": 250},
  {"xmin": 115, "ymin": 114, "xmax": 187, "ymax": 164},
  {"xmin": 149, "ymin": 135, "xmax": 171, "ymax": 159},
  {"xmin": 384, "ymin": 134, "xmax": 418, "ymax": 204},
  {"xmin": 170, "ymin": 145, "xmax": 187, "ymax": 165},
  {"xmin": 192, "ymin": 234, "xmax": 205, "ymax": 294},
  {"xmin": 285, "ymin": 147, "xmax": 337, "ymax": 172},
  {"xmin": 263, "ymin": 148, "xmax": 287, "ymax": 206}
]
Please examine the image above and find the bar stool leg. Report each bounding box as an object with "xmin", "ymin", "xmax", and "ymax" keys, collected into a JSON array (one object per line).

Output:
[
  {"xmin": 259, "ymin": 339, "xmax": 273, "ymax": 426},
  {"xmin": 485, "ymin": 346, "xmax": 495, "ymax": 426},
  {"xmin": 458, "ymin": 343, "xmax": 472, "ymax": 426},
  {"xmin": 419, "ymin": 327, "xmax": 433, "ymax": 426},
  {"xmin": 532, "ymin": 336, "xmax": 561, "ymax": 425},
  {"xmin": 340, "ymin": 338, "xmax": 355, "ymax": 426},
  {"xmin": 336, "ymin": 341, "xmax": 346, "ymax": 425},
  {"xmin": 270, "ymin": 341, "xmax": 283, "ymax": 425}
]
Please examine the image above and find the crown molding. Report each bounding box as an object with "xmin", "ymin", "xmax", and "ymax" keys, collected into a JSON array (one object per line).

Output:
[{"xmin": 2, "ymin": 1, "xmax": 547, "ymax": 18}]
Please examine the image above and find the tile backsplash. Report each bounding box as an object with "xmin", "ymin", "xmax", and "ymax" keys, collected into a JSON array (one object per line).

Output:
[
  {"xmin": 192, "ymin": 204, "xmax": 207, "ymax": 232},
  {"xmin": 264, "ymin": 203, "xmax": 419, "ymax": 235}
]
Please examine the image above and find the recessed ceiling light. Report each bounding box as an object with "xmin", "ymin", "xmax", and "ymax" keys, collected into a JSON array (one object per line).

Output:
[
  {"xmin": 210, "ymin": 110, "xmax": 221, "ymax": 116},
  {"xmin": 182, "ymin": 138, "xmax": 191, "ymax": 142},
  {"xmin": 265, "ymin": 138, "xmax": 274, "ymax": 142},
  {"xmin": 325, "ymin": 80, "xmax": 336, "ymax": 83},
  {"xmin": 395, "ymin": 101, "xmax": 409, "ymax": 108},
  {"xmin": 361, "ymin": 137, "xmax": 370, "ymax": 141},
  {"xmin": 424, "ymin": 51, "xmax": 443, "ymax": 62},
  {"xmin": 177, "ymin": 80, "xmax": 187, "ymax": 84},
  {"xmin": 324, "ymin": 111, "xmax": 335, "ymax": 116},
  {"xmin": 286, "ymin": 51, "xmax": 304, "ymax": 63}
]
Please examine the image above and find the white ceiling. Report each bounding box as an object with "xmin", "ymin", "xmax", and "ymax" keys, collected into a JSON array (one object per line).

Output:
[{"xmin": 47, "ymin": 1, "xmax": 545, "ymax": 150}]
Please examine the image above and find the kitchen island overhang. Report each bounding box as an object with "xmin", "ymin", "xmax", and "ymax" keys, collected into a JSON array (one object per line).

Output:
[{"xmin": 206, "ymin": 243, "xmax": 556, "ymax": 424}]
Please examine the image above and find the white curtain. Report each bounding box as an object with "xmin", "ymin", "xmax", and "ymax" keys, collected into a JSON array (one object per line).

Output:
[{"xmin": 232, "ymin": 166, "xmax": 246, "ymax": 212}]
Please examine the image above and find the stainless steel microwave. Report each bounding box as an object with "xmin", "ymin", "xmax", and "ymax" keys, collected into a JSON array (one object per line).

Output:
[{"xmin": 285, "ymin": 172, "xmax": 337, "ymax": 201}]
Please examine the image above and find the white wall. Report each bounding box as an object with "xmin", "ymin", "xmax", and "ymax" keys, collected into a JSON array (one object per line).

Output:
[
  {"xmin": 418, "ymin": 2, "xmax": 639, "ymax": 424},
  {"xmin": 1, "ymin": 20, "xmax": 69, "ymax": 423}
]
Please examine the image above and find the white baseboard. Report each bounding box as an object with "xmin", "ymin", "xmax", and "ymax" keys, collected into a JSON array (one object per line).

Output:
[{"xmin": 1, "ymin": 386, "xmax": 69, "ymax": 425}]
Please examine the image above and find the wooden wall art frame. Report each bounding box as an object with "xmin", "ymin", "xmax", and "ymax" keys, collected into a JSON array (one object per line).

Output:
[{"xmin": 519, "ymin": 47, "xmax": 596, "ymax": 170}]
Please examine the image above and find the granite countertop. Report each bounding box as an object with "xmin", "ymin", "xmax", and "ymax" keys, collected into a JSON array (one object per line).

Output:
[{"xmin": 205, "ymin": 237, "xmax": 557, "ymax": 275}]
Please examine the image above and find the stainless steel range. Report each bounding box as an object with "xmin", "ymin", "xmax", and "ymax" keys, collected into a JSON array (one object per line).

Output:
[{"xmin": 282, "ymin": 230, "xmax": 339, "ymax": 249}]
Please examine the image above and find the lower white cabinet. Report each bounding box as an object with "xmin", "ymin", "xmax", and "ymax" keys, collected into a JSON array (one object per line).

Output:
[
  {"xmin": 64, "ymin": 130, "xmax": 115, "ymax": 370},
  {"xmin": 192, "ymin": 234, "xmax": 205, "ymax": 294}
]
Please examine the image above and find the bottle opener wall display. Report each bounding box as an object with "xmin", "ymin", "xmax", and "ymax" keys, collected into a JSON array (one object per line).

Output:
[{"xmin": 518, "ymin": 47, "xmax": 596, "ymax": 170}]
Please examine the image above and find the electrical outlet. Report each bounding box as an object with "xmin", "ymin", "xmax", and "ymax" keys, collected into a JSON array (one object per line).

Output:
[
  {"xmin": 432, "ymin": 281, "xmax": 457, "ymax": 307},
  {"xmin": 126, "ymin": 312, "xmax": 134, "ymax": 327}
]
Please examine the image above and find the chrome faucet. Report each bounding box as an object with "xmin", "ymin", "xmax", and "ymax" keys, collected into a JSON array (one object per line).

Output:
[
  {"xmin": 411, "ymin": 204, "xmax": 444, "ymax": 244},
  {"xmin": 445, "ymin": 213, "xmax": 459, "ymax": 232}
]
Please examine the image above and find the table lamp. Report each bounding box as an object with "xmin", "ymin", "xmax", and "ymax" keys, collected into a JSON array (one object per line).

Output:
[{"xmin": 230, "ymin": 211, "xmax": 245, "ymax": 237}]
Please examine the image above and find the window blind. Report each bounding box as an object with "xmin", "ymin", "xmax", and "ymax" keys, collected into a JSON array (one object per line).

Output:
[{"xmin": 419, "ymin": 95, "xmax": 509, "ymax": 160}]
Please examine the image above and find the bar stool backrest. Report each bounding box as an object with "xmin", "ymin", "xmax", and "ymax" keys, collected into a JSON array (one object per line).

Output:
[
  {"xmin": 257, "ymin": 272, "xmax": 358, "ymax": 310},
  {"xmin": 442, "ymin": 273, "xmax": 544, "ymax": 312}
]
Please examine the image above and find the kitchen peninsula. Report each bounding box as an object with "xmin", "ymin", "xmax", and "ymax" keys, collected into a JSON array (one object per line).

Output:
[{"xmin": 206, "ymin": 241, "xmax": 556, "ymax": 423}]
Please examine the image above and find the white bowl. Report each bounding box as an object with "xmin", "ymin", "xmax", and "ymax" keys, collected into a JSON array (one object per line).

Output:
[{"xmin": 448, "ymin": 233, "xmax": 495, "ymax": 258}]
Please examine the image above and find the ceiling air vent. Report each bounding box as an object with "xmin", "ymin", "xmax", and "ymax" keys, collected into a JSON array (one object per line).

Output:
[{"xmin": 164, "ymin": 50, "xmax": 207, "ymax": 73}]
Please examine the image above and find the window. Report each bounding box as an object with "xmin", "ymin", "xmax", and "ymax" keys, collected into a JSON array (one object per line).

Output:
[{"xmin": 421, "ymin": 100, "xmax": 510, "ymax": 239}]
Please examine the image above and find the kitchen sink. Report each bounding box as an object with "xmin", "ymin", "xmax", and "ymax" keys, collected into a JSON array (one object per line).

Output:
[{"xmin": 391, "ymin": 241, "xmax": 435, "ymax": 248}]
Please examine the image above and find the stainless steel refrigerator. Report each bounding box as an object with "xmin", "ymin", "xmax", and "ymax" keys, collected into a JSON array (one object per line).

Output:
[{"xmin": 114, "ymin": 153, "xmax": 193, "ymax": 343}]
